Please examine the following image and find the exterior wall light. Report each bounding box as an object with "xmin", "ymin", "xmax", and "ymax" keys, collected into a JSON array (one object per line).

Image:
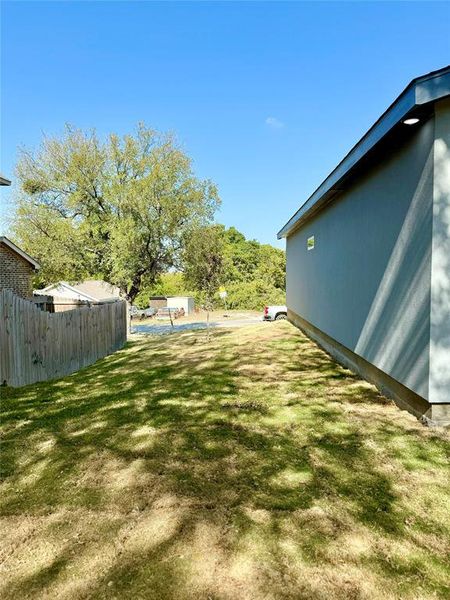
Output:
[{"xmin": 403, "ymin": 118, "xmax": 420, "ymax": 125}]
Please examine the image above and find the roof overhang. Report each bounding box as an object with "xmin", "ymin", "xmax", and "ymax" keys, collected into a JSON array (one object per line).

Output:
[
  {"xmin": 278, "ymin": 65, "xmax": 450, "ymax": 239},
  {"xmin": 0, "ymin": 236, "xmax": 40, "ymax": 269},
  {"xmin": 0, "ymin": 175, "xmax": 11, "ymax": 186},
  {"xmin": 38, "ymin": 282, "xmax": 98, "ymax": 302},
  {"xmin": 38, "ymin": 281, "xmax": 121, "ymax": 303}
]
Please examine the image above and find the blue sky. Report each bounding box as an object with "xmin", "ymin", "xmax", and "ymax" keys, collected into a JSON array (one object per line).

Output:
[{"xmin": 1, "ymin": 1, "xmax": 449, "ymax": 247}]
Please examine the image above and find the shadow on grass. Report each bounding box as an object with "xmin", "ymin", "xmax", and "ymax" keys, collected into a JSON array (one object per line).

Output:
[{"xmin": 1, "ymin": 323, "xmax": 449, "ymax": 599}]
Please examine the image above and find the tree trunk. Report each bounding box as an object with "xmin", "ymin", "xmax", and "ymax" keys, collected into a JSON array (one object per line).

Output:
[
  {"xmin": 126, "ymin": 272, "xmax": 145, "ymax": 304},
  {"xmin": 126, "ymin": 284, "xmax": 139, "ymax": 305}
]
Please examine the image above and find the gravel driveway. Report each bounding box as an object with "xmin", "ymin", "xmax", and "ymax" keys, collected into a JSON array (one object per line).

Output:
[{"xmin": 131, "ymin": 316, "xmax": 263, "ymax": 335}]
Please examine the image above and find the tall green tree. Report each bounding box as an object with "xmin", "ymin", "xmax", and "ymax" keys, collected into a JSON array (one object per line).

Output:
[
  {"xmin": 183, "ymin": 225, "xmax": 224, "ymax": 337},
  {"xmin": 13, "ymin": 124, "xmax": 219, "ymax": 301},
  {"xmin": 219, "ymin": 226, "xmax": 286, "ymax": 309},
  {"xmin": 135, "ymin": 225, "xmax": 286, "ymax": 311}
]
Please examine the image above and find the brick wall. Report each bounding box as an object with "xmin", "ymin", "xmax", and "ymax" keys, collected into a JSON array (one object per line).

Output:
[{"xmin": 0, "ymin": 243, "xmax": 34, "ymax": 299}]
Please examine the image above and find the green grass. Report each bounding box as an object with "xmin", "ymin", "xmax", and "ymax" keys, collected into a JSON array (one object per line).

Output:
[{"xmin": 1, "ymin": 321, "xmax": 449, "ymax": 599}]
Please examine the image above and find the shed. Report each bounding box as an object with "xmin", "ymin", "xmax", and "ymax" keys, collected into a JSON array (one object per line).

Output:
[
  {"xmin": 278, "ymin": 66, "xmax": 450, "ymax": 426},
  {"xmin": 0, "ymin": 237, "xmax": 40, "ymax": 299},
  {"xmin": 148, "ymin": 296, "xmax": 167, "ymax": 310},
  {"xmin": 167, "ymin": 296, "xmax": 195, "ymax": 315}
]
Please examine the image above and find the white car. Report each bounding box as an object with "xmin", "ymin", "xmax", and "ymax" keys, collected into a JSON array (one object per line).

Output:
[{"xmin": 263, "ymin": 305, "xmax": 287, "ymax": 321}]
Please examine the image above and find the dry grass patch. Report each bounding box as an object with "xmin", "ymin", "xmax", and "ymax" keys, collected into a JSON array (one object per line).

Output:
[{"xmin": 1, "ymin": 321, "xmax": 449, "ymax": 599}]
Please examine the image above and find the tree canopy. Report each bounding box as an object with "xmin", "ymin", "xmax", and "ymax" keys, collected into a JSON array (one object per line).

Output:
[
  {"xmin": 13, "ymin": 124, "xmax": 219, "ymax": 301},
  {"xmin": 183, "ymin": 225, "xmax": 224, "ymax": 308},
  {"xmin": 219, "ymin": 226, "xmax": 286, "ymax": 309},
  {"xmin": 136, "ymin": 226, "xmax": 285, "ymax": 311},
  {"xmin": 11, "ymin": 124, "xmax": 285, "ymax": 310}
]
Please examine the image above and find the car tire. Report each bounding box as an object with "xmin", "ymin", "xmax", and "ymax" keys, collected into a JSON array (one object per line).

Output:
[{"xmin": 275, "ymin": 313, "xmax": 287, "ymax": 320}]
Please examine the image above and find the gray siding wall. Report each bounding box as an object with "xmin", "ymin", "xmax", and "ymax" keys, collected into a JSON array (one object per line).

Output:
[
  {"xmin": 430, "ymin": 98, "xmax": 450, "ymax": 404},
  {"xmin": 286, "ymin": 118, "xmax": 434, "ymax": 400}
]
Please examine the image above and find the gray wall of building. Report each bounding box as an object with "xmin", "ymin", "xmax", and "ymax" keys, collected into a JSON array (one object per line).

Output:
[
  {"xmin": 430, "ymin": 98, "xmax": 450, "ymax": 404},
  {"xmin": 286, "ymin": 118, "xmax": 435, "ymax": 400}
]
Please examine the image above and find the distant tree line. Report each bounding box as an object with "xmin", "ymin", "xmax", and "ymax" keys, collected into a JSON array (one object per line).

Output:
[
  {"xmin": 11, "ymin": 124, "xmax": 285, "ymax": 310},
  {"xmin": 136, "ymin": 226, "xmax": 286, "ymax": 311}
]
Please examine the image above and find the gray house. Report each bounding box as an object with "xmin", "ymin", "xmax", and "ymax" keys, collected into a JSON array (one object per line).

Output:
[{"xmin": 278, "ymin": 66, "xmax": 450, "ymax": 426}]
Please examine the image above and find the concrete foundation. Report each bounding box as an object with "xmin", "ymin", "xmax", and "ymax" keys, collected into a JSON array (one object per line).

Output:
[{"xmin": 288, "ymin": 309, "xmax": 450, "ymax": 428}]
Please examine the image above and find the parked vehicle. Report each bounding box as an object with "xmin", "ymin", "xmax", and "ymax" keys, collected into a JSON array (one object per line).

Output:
[
  {"xmin": 156, "ymin": 307, "xmax": 180, "ymax": 320},
  {"xmin": 263, "ymin": 305, "xmax": 287, "ymax": 321},
  {"xmin": 130, "ymin": 306, "xmax": 157, "ymax": 320}
]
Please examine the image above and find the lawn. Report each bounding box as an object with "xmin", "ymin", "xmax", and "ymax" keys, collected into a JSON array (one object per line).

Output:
[{"xmin": 1, "ymin": 321, "xmax": 449, "ymax": 600}]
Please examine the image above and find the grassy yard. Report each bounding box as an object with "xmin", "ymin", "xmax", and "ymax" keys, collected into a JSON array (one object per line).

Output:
[{"xmin": 1, "ymin": 322, "xmax": 449, "ymax": 600}]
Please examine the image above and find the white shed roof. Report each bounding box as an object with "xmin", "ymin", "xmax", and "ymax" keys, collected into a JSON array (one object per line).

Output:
[{"xmin": 37, "ymin": 280, "xmax": 120, "ymax": 302}]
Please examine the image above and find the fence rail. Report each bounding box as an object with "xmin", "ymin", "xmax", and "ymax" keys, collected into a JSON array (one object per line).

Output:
[{"xmin": 0, "ymin": 289, "xmax": 127, "ymax": 387}]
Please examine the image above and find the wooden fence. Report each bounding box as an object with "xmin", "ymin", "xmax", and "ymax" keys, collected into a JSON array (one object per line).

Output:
[{"xmin": 0, "ymin": 289, "xmax": 127, "ymax": 387}]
